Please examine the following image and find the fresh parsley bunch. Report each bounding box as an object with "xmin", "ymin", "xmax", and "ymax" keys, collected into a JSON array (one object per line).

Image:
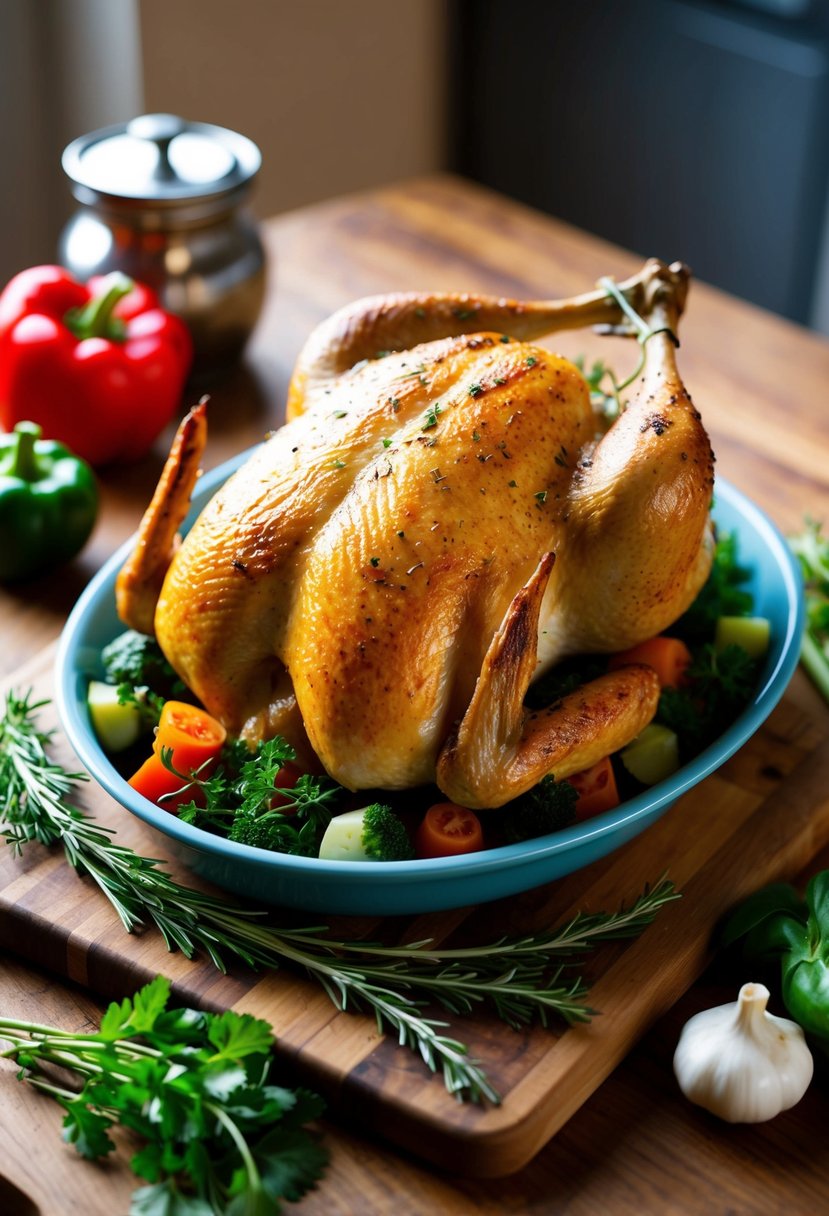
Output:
[
  {"xmin": 170, "ymin": 737, "xmax": 343, "ymax": 857},
  {"xmin": 0, "ymin": 975, "xmax": 328, "ymax": 1216}
]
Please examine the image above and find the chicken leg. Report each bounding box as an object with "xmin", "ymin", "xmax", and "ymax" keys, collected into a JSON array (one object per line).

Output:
[{"xmin": 286, "ymin": 259, "xmax": 688, "ymax": 417}]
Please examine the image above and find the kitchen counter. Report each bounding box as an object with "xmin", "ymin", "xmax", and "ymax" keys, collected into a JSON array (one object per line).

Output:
[{"xmin": 2, "ymin": 174, "xmax": 829, "ymax": 1214}]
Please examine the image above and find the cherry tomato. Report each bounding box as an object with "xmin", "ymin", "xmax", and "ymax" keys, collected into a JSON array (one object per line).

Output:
[
  {"xmin": 415, "ymin": 802, "xmax": 484, "ymax": 858},
  {"xmin": 152, "ymin": 701, "xmax": 226, "ymax": 775},
  {"xmin": 567, "ymin": 756, "xmax": 620, "ymax": 819}
]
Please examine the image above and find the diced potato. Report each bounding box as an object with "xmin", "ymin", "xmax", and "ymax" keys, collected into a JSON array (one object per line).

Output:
[
  {"xmin": 319, "ymin": 808, "xmax": 371, "ymax": 860},
  {"xmin": 620, "ymin": 723, "xmax": 680, "ymax": 786},
  {"xmin": 714, "ymin": 616, "xmax": 770, "ymax": 660},
  {"xmin": 88, "ymin": 680, "xmax": 143, "ymax": 753}
]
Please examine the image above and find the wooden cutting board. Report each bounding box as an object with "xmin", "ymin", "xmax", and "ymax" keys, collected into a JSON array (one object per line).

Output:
[{"xmin": 2, "ymin": 646, "xmax": 829, "ymax": 1179}]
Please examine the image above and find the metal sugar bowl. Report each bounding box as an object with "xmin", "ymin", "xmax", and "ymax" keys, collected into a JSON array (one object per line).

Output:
[{"xmin": 59, "ymin": 114, "xmax": 266, "ymax": 374}]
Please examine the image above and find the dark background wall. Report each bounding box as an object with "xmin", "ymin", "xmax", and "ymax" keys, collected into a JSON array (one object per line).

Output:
[{"xmin": 451, "ymin": 0, "xmax": 829, "ymax": 326}]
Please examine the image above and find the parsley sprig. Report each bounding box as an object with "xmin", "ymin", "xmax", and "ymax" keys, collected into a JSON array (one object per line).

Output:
[
  {"xmin": 167, "ymin": 737, "xmax": 342, "ymax": 857},
  {"xmin": 573, "ymin": 355, "xmax": 623, "ymax": 420},
  {"xmin": 0, "ymin": 691, "xmax": 678, "ymax": 1104},
  {"xmin": 657, "ymin": 643, "xmax": 760, "ymax": 760},
  {"xmin": 789, "ymin": 518, "xmax": 829, "ymax": 704},
  {"xmin": 0, "ymin": 974, "xmax": 328, "ymax": 1215}
]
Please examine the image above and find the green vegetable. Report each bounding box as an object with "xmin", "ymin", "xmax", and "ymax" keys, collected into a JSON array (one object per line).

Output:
[
  {"xmin": 174, "ymin": 736, "xmax": 342, "ymax": 858},
  {"xmin": 87, "ymin": 679, "xmax": 143, "ymax": 752},
  {"xmin": 0, "ymin": 975, "xmax": 328, "ymax": 1214},
  {"xmin": 789, "ymin": 519, "xmax": 829, "ymax": 703},
  {"xmin": 318, "ymin": 803, "xmax": 413, "ymax": 861},
  {"xmin": 102, "ymin": 629, "xmax": 186, "ymax": 700},
  {"xmin": 0, "ymin": 421, "xmax": 98, "ymax": 582},
  {"xmin": 116, "ymin": 681, "xmax": 166, "ymax": 729},
  {"xmin": 620, "ymin": 724, "xmax": 680, "ymax": 786},
  {"xmin": 0, "ymin": 689, "xmax": 679, "ymax": 1104},
  {"xmin": 572, "ymin": 278, "xmax": 679, "ymax": 423},
  {"xmin": 673, "ymin": 530, "xmax": 753, "ymax": 641},
  {"xmin": 657, "ymin": 643, "xmax": 760, "ymax": 760},
  {"xmin": 722, "ymin": 872, "xmax": 829, "ymax": 1044},
  {"xmin": 714, "ymin": 615, "xmax": 770, "ymax": 659},
  {"xmin": 573, "ymin": 354, "xmax": 623, "ymax": 420},
  {"xmin": 503, "ymin": 775, "xmax": 578, "ymax": 844}
]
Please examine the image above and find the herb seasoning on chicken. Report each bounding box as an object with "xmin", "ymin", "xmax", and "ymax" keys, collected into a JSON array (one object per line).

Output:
[{"xmin": 116, "ymin": 260, "xmax": 714, "ymax": 809}]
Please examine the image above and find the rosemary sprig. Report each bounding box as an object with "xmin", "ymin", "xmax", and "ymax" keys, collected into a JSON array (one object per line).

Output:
[{"xmin": 0, "ymin": 690, "xmax": 679, "ymax": 1104}]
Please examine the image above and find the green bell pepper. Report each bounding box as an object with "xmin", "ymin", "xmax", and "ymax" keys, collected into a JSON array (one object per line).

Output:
[
  {"xmin": 0, "ymin": 420, "xmax": 98, "ymax": 582},
  {"xmin": 722, "ymin": 871, "xmax": 829, "ymax": 1042}
]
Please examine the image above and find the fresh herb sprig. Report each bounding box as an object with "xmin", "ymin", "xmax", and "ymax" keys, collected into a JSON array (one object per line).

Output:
[
  {"xmin": 657, "ymin": 643, "xmax": 760, "ymax": 760},
  {"xmin": 0, "ymin": 974, "xmax": 328, "ymax": 1215},
  {"xmin": 574, "ymin": 277, "xmax": 678, "ymax": 421},
  {"xmin": 789, "ymin": 518, "xmax": 829, "ymax": 703},
  {"xmin": 573, "ymin": 354, "xmax": 623, "ymax": 421},
  {"xmin": 168, "ymin": 737, "xmax": 342, "ymax": 857},
  {"xmin": 0, "ymin": 691, "xmax": 678, "ymax": 1103}
]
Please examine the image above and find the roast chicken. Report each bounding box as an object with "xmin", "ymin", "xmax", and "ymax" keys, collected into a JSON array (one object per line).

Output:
[{"xmin": 116, "ymin": 259, "xmax": 715, "ymax": 809}]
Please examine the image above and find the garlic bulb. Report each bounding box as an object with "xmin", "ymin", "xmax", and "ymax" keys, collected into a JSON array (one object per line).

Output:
[{"xmin": 673, "ymin": 982, "xmax": 813, "ymax": 1123}]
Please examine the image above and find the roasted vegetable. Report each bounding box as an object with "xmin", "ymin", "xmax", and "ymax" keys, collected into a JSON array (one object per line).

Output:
[{"xmin": 502, "ymin": 777, "xmax": 578, "ymax": 845}]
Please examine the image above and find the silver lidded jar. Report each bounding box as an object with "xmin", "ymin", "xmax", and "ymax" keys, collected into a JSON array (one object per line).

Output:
[{"xmin": 59, "ymin": 113, "xmax": 265, "ymax": 375}]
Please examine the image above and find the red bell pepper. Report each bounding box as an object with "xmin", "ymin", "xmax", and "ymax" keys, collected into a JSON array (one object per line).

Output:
[{"xmin": 0, "ymin": 265, "xmax": 192, "ymax": 467}]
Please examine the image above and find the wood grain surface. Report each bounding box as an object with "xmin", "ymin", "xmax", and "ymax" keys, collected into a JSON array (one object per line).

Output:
[
  {"xmin": 2, "ymin": 649, "xmax": 827, "ymax": 1183},
  {"xmin": 2, "ymin": 174, "xmax": 829, "ymax": 1212}
]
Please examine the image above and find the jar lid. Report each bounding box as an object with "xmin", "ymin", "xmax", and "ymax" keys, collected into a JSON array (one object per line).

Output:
[{"xmin": 62, "ymin": 113, "xmax": 261, "ymax": 205}]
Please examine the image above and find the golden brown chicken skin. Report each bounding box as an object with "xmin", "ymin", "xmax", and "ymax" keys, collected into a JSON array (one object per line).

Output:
[{"xmin": 118, "ymin": 260, "xmax": 714, "ymax": 808}]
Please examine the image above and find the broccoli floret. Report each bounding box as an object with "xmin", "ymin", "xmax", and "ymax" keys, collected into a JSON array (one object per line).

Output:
[
  {"xmin": 360, "ymin": 803, "xmax": 414, "ymax": 860},
  {"xmin": 102, "ymin": 630, "xmax": 185, "ymax": 698},
  {"xmin": 228, "ymin": 813, "xmax": 297, "ymax": 853},
  {"xmin": 503, "ymin": 776, "xmax": 578, "ymax": 844},
  {"xmin": 318, "ymin": 803, "xmax": 413, "ymax": 861}
]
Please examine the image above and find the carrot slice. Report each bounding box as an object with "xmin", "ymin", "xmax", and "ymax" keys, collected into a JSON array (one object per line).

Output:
[
  {"xmin": 415, "ymin": 803, "xmax": 484, "ymax": 858},
  {"xmin": 567, "ymin": 756, "xmax": 620, "ymax": 819},
  {"xmin": 608, "ymin": 636, "xmax": 692, "ymax": 689},
  {"xmin": 128, "ymin": 752, "xmax": 204, "ymax": 813}
]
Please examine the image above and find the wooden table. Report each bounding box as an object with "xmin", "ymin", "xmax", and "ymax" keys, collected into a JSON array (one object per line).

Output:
[{"xmin": 3, "ymin": 174, "xmax": 829, "ymax": 1214}]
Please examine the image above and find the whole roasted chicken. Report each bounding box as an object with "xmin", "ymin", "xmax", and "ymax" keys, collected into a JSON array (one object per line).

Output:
[{"xmin": 117, "ymin": 259, "xmax": 714, "ymax": 809}]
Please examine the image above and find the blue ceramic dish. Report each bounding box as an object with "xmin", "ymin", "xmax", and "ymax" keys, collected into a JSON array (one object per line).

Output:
[{"xmin": 56, "ymin": 462, "xmax": 804, "ymax": 915}]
